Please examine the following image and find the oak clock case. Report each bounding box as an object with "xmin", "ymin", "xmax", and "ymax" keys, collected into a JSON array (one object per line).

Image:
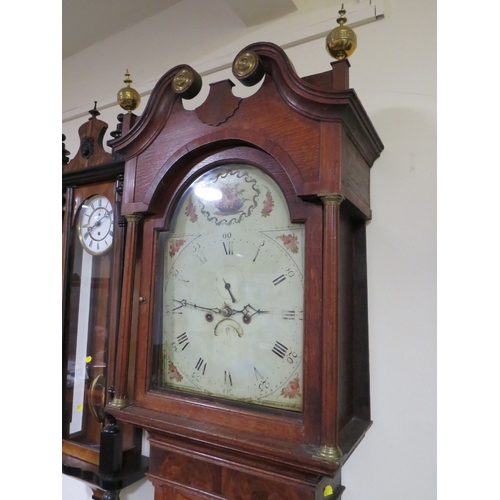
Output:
[{"xmin": 107, "ymin": 41, "xmax": 383, "ymax": 500}]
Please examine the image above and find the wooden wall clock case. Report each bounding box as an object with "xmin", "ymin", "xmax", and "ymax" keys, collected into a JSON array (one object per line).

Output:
[
  {"xmin": 77, "ymin": 39, "xmax": 382, "ymax": 499},
  {"xmin": 62, "ymin": 107, "xmax": 148, "ymax": 500}
]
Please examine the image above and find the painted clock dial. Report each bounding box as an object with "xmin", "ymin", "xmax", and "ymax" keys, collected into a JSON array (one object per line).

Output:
[
  {"xmin": 77, "ymin": 194, "xmax": 114, "ymax": 255},
  {"xmin": 160, "ymin": 165, "xmax": 304, "ymax": 411}
]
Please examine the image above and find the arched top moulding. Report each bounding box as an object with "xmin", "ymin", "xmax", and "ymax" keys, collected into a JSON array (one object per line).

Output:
[{"xmin": 109, "ymin": 42, "xmax": 383, "ymax": 216}]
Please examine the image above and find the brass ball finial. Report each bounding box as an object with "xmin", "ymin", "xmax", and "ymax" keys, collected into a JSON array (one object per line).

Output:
[
  {"xmin": 326, "ymin": 4, "xmax": 357, "ymax": 60},
  {"xmin": 117, "ymin": 69, "xmax": 141, "ymax": 113}
]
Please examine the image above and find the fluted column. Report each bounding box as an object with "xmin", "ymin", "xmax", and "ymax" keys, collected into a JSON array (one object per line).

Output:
[
  {"xmin": 109, "ymin": 213, "xmax": 142, "ymax": 409},
  {"xmin": 318, "ymin": 193, "xmax": 344, "ymax": 462}
]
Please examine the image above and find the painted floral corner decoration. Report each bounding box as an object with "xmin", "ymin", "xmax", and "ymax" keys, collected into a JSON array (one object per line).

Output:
[
  {"xmin": 278, "ymin": 233, "xmax": 299, "ymax": 253},
  {"xmin": 261, "ymin": 188, "xmax": 274, "ymax": 217},
  {"xmin": 168, "ymin": 361, "xmax": 183, "ymax": 382},
  {"xmin": 169, "ymin": 238, "xmax": 186, "ymax": 258},
  {"xmin": 185, "ymin": 196, "xmax": 198, "ymax": 223},
  {"xmin": 281, "ymin": 376, "xmax": 301, "ymax": 399},
  {"xmin": 214, "ymin": 184, "xmax": 246, "ymax": 215}
]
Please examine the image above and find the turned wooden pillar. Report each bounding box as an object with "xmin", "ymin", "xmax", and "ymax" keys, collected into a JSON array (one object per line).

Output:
[
  {"xmin": 109, "ymin": 213, "xmax": 142, "ymax": 408},
  {"xmin": 318, "ymin": 193, "xmax": 344, "ymax": 461}
]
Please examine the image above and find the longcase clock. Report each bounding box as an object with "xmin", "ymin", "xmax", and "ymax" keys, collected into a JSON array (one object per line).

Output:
[
  {"xmin": 105, "ymin": 35, "xmax": 383, "ymax": 499},
  {"xmin": 62, "ymin": 105, "xmax": 148, "ymax": 500}
]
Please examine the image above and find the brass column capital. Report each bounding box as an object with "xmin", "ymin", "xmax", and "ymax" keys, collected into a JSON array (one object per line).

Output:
[
  {"xmin": 124, "ymin": 213, "xmax": 143, "ymax": 223},
  {"xmin": 319, "ymin": 193, "xmax": 344, "ymax": 206}
]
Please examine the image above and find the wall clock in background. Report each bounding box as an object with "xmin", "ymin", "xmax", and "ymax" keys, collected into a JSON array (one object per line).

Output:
[
  {"xmin": 77, "ymin": 194, "xmax": 115, "ymax": 256},
  {"xmin": 62, "ymin": 105, "xmax": 147, "ymax": 500}
]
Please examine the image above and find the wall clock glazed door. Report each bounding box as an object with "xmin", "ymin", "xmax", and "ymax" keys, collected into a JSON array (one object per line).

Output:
[
  {"xmin": 62, "ymin": 180, "xmax": 120, "ymax": 461},
  {"xmin": 63, "ymin": 169, "xmax": 149, "ymax": 497}
]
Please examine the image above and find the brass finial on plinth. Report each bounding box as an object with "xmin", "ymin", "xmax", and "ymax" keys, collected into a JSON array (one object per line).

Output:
[
  {"xmin": 117, "ymin": 70, "xmax": 141, "ymax": 113},
  {"xmin": 326, "ymin": 4, "xmax": 357, "ymax": 60}
]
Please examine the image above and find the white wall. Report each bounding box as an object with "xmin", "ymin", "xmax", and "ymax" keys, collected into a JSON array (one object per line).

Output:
[{"xmin": 62, "ymin": 1, "xmax": 436, "ymax": 499}]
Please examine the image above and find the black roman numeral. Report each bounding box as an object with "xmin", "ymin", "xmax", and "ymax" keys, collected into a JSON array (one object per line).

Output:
[
  {"xmin": 254, "ymin": 367, "xmax": 264, "ymax": 381},
  {"xmin": 273, "ymin": 274, "xmax": 286, "ymax": 286},
  {"xmin": 195, "ymin": 357, "xmax": 207, "ymax": 374},
  {"xmin": 223, "ymin": 241, "xmax": 234, "ymax": 255},
  {"xmin": 272, "ymin": 341, "xmax": 288, "ymax": 359},
  {"xmin": 282, "ymin": 310, "xmax": 303, "ymax": 320},
  {"xmin": 196, "ymin": 252, "xmax": 207, "ymax": 264},
  {"xmin": 177, "ymin": 332, "xmax": 190, "ymax": 350}
]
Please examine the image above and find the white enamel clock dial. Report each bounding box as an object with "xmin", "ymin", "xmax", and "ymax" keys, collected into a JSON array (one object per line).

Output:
[
  {"xmin": 77, "ymin": 194, "xmax": 114, "ymax": 255},
  {"xmin": 161, "ymin": 165, "xmax": 304, "ymax": 411}
]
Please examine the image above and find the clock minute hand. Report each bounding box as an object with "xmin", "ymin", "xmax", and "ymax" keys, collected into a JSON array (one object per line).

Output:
[
  {"xmin": 86, "ymin": 211, "xmax": 111, "ymax": 233},
  {"xmin": 93, "ymin": 211, "xmax": 111, "ymax": 227},
  {"xmin": 173, "ymin": 299, "xmax": 222, "ymax": 314}
]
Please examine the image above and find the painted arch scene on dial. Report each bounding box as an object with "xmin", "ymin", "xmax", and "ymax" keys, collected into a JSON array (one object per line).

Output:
[{"xmin": 159, "ymin": 164, "xmax": 305, "ymax": 411}]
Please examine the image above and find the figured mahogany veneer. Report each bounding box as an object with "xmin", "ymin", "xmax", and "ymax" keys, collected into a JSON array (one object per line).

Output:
[{"xmin": 106, "ymin": 42, "xmax": 383, "ymax": 499}]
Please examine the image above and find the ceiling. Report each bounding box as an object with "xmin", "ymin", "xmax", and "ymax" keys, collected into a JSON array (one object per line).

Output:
[
  {"xmin": 62, "ymin": 0, "xmax": 298, "ymax": 59},
  {"xmin": 62, "ymin": 0, "xmax": 181, "ymax": 59}
]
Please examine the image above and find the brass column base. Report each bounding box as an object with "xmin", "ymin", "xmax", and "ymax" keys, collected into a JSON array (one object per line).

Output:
[
  {"xmin": 312, "ymin": 445, "xmax": 343, "ymax": 465},
  {"xmin": 107, "ymin": 398, "xmax": 130, "ymax": 410}
]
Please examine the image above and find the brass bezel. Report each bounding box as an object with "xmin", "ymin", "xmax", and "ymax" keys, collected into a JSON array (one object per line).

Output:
[{"xmin": 77, "ymin": 194, "xmax": 114, "ymax": 256}]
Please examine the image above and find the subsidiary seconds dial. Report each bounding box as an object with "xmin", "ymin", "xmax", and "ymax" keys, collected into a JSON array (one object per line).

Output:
[{"xmin": 77, "ymin": 194, "xmax": 114, "ymax": 255}]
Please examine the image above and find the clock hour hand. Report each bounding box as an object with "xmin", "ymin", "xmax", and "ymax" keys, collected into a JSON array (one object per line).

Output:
[
  {"xmin": 91, "ymin": 212, "xmax": 111, "ymax": 230},
  {"xmin": 230, "ymin": 304, "xmax": 269, "ymax": 324},
  {"xmin": 172, "ymin": 300, "xmax": 268, "ymax": 324},
  {"xmin": 86, "ymin": 211, "xmax": 111, "ymax": 233}
]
